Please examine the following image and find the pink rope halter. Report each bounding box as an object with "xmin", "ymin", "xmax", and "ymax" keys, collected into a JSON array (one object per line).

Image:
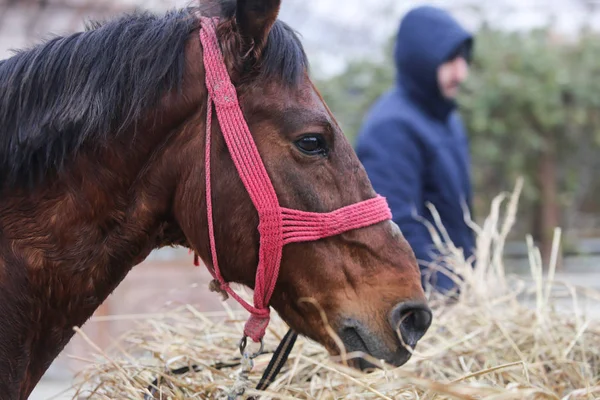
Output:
[{"xmin": 198, "ymin": 17, "xmax": 392, "ymax": 343}]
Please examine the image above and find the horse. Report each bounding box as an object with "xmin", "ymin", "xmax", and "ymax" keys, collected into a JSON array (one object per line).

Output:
[{"xmin": 0, "ymin": 0, "xmax": 432, "ymax": 397}]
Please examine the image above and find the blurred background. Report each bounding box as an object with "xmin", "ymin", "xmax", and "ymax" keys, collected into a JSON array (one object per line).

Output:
[{"xmin": 1, "ymin": 0, "xmax": 600, "ymax": 398}]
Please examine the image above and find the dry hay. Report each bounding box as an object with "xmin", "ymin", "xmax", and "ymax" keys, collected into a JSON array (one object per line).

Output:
[{"xmin": 71, "ymin": 180, "xmax": 600, "ymax": 399}]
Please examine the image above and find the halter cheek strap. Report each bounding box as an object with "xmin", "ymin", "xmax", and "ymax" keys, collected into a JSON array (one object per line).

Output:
[{"xmin": 199, "ymin": 17, "xmax": 392, "ymax": 343}]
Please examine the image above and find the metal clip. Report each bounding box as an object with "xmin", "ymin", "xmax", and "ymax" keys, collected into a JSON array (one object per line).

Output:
[
  {"xmin": 227, "ymin": 337, "xmax": 261, "ymax": 399},
  {"xmin": 238, "ymin": 335, "xmax": 264, "ymax": 359}
]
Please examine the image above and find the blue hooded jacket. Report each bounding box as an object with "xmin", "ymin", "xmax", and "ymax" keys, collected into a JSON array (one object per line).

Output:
[{"xmin": 355, "ymin": 6, "xmax": 475, "ymax": 293}]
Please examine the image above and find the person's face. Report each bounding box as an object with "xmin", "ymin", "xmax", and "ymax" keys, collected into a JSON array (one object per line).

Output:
[{"xmin": 437, "ymin": 56, "xmax": 469, "ymax": 99}]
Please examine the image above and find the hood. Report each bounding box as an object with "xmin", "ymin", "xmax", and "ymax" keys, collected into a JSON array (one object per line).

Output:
[{"xmin": 394, "ymin": 6, "xmax": 473, "ymax": 120}]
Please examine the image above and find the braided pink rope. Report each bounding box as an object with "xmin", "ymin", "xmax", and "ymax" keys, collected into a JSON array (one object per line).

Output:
[
  {"xmin": 199, "ymin": 17, "xmax": 392, "ymax": 342},
  {"xmin": 281, "ymin": 196, "xmax": 391, "ymax": 244}
]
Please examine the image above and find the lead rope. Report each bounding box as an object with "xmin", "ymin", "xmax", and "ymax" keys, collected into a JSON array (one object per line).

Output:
[
  {"xmin": 253, "ymin": 329, "xmax": 298, "ymax": 393},
  {"xmin": 227, "ymin": 351, "xmax": 253, "ymax": 400},
  {"xmin": 227, "ymin": 329, "xmax": 297, "ymax": 399},
  {"xmin": 228, "ymin": 328, "xmax": 298, "ymax": 399},
  {"xmin": 144, "ymin": 329, "xmax": 297, "ymax": 399}
]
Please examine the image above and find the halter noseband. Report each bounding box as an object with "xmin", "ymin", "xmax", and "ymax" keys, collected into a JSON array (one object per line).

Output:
[{"xmin": 198, "ymin": 17, "xmax": 392, "ymax": 344}]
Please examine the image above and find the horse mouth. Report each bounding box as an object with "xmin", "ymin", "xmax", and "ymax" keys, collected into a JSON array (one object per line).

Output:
[
  {"xmin": 340, "ymin": 325, "xmax": 368, "ymax": 351},
  {"xmin": 338, "ymin": 320, "xmax": 411, "ymax": 370}
]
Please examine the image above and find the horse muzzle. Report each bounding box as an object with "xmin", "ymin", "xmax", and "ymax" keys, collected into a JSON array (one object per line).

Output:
[{"xmin": 337, "ymin": 300, "xmax": 432, "ymax": 370}]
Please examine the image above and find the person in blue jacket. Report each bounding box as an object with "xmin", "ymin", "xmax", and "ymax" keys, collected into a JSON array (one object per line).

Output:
[{"xmin": 355, "ymin": 6, "xmax": 476, "ymax": 295}]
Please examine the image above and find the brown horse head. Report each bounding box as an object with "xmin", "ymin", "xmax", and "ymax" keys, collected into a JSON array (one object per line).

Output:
[
  {"xmin": 0, "ymin": 0, "xmax": 429, "ymax": 396},
  {"xmin": 176, "ymin": 0, "xmax": 431, "ymax": 369}
]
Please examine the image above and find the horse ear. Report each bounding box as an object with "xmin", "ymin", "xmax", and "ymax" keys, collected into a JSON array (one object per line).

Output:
[{"xmin": 235, "ymin": 0, "xmax": 281, "ymax": 51}]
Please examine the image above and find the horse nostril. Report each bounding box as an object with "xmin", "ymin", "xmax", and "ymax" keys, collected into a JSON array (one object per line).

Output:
[{"xmin": 390, "ymin": 301, "xmax": 432, "ymax": 348}]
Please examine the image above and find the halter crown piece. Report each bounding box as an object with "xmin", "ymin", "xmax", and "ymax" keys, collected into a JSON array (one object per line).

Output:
[{"xmin": 198, "ymin": 17, "xmax": 393, "ymax": 344}]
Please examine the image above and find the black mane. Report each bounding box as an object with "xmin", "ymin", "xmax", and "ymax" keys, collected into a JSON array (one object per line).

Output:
[{"xmin": 0, "ymin": 2, "xmax": 308, "ymax": 190}]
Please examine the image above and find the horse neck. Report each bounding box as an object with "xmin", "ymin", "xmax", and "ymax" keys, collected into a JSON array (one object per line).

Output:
[
  {"xmin": 0, "ymin": 144, "xmax": 161, "ymax": 397},
  {"xmin": 0, "ymin": 67, "xmax": 205, "ymax": 400}
]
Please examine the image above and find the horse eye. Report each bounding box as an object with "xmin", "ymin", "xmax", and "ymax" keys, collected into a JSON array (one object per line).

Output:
[{"xmin": 294, "ymin": 135, "xmax": 328, "ymax": 156}]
